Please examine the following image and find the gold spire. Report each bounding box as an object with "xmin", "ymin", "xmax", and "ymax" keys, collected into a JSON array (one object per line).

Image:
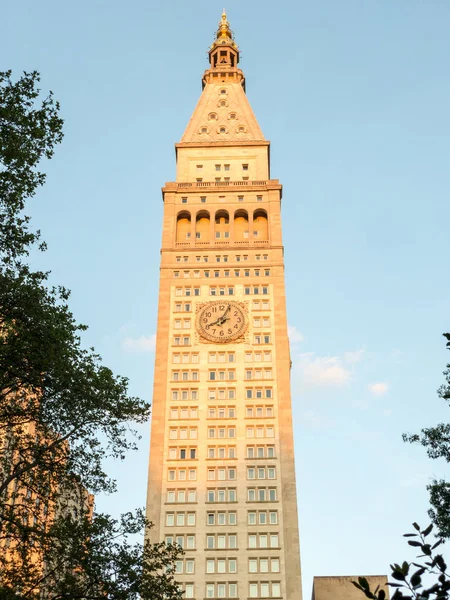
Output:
[{"xmin": 215, "ymin": 10, "xmax": 234, "ymax": 44}]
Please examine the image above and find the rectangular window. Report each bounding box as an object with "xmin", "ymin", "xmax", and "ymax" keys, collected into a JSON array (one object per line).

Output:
[{"xmin": 186, "ymin": 559, "xmax": 195, "ymax": 574}]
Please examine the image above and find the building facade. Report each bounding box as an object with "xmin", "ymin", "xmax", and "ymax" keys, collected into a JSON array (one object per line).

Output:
[{"xmin": 146, "ymin": 13, "xmax": 302, "ymax": 600}]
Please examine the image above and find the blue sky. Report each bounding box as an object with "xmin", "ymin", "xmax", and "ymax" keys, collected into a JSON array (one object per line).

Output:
[{"xmin": 3, "ymin": 0, "xmax": 450, "ymax": 595}]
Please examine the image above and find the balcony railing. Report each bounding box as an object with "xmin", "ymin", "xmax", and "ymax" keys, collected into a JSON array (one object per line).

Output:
[{"xmin": 175, "ymin": 180, "xmax": 270, "ymax": 189}]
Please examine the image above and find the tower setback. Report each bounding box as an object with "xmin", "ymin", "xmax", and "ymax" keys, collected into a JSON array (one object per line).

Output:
[{"xmin": 146, "ymin": 12, "xmax": 302, "ymax": 600}]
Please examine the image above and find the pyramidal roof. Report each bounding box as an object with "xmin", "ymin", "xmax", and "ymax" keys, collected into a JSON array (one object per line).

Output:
[
  {"xmin": 179, "ymin": 12, "xmax": 265, "ymax": 144},
  {"xmin": 180, "ymin": 83, "xmax": 265, "ymax": 144}
]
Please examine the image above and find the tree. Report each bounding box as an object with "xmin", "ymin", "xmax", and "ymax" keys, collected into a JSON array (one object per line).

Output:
[
  {"xmin": 0, "ymin": 71, "xmax": 182, "ymax": 598},
  {"xmin": 403, "ymin": 333, "xmax": 450, "ymax": 539},
  {"xmin": 0, "ymin": 70, "xmax": 62, "ymax": 266},
  {"xmin": 353, "ymin": 523, "xmax": 449, "ymax": 600}
]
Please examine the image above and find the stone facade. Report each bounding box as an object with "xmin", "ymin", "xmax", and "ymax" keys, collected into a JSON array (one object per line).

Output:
[
  {"xmin": 312, "ymin": 576, "xmax": 390, "ymax": 600},
  {"xmin": 146, "ymin": 12, "xmax": 302, "ymax": 600}
]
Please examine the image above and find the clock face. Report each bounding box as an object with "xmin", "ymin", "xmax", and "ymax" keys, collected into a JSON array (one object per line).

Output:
[{"xmin": 197, "ymin": 301, "xmax": 247, "ymax": 343}]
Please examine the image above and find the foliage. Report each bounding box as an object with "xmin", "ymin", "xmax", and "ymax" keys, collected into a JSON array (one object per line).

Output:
[
  {"xmin": 353, "ymin": 523, "xmax": 449, "ymax": 600},
  {"xmin": 0, "ymin": 70, "xmax": 63, "ymax": 265},
  {"xmin": 0, "ymin": 71, "xmax": 181, "ymax": 597},
  {"xmin": 1, "ymin": 509, "xmax": 183, "ymax": 600},
  {"xmin": 403, "ymin": 334, "xmax": 450, "ymax": 539}
]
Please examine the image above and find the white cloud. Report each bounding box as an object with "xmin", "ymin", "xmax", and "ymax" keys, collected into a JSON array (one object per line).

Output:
[
  {"xmin": 122, "ymin": 334, "xmax": 157, "ymax": 353},
  {"xmin": 343, "ymin": 349, "xmax": 365, "ymax": 364},
  {"xmin": 368, "ymin": 382, "xmax": 389, "ymax": 396},
  {"xmin": 299, "ymin": 354, "xmax": 351, "ymax": 387},
  {"xmin": 288, "ymin": 325, "xmax": 304, "ymax": 344}
]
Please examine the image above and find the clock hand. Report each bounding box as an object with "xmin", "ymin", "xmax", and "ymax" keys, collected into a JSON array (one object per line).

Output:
[
  {"xmin": 216, "ymin": 304, "xmax": 231, "ymax": 326},
  {"xmin": 210, "ymin": 315, "xmax": 225, "ymax": 327}
]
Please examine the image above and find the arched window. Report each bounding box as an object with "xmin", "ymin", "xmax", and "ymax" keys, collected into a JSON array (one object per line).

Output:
[
  {"xmin": 176, "ymin": 211, "xmax": 191, "ymax": 242},
  {"xmin": 195, "ymin": 211, "xmax": 210, "ymax": 242},
  {"xmin": 234, "ymin": 209, "xmax": 249, "ymax": 242},
  {"xmin": 214, "ymin": 210, "xmax": 230, "ymax": 242},
  {"xmin": 253, "ymin": 209, "xmax": 268, "ymax": 241},
  {"xmin": 215, "ymin": 210, "xmax": 229, "ymax": 225}
]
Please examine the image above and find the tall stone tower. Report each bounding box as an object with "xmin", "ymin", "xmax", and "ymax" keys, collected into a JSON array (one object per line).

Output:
[{"xmin": 146, "ymin": 12, "xmax": 302, "ymax": 600}]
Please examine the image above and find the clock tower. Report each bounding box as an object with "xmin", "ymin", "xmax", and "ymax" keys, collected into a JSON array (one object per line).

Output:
[{"xmin": 146, "ymin": 12, "xmax": 302, "ymax": 600}]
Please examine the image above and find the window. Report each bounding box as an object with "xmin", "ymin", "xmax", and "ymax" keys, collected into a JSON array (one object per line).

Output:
[
  {"xmin": 181, "ymin": 197, "xmax": 187, "ymax": 204},
  {"xmin": 201, "ymin": 196, "xmax": 206, "ymax": 203},
  {"xmin": 224, "ymin": 164, "xmax": 230, "ymax": 171},
  {"xmin": 186, "ymin": 559, "xmax": 195, "ymax": 574},
  {"xmin": 257, "ymin": 195, "xmax": 263, "ymax": 202},
  {"xmin": 206, "ymin": 558, "xmax": 237, "ymax": 574},
  {"xmin": 206, "ymin": 583, "xmax": 237, "ymax": 599},
  {"xmin": 242, "ymin": 164, "xmax": 249, "ymax": 171},
  {"xmin": 238, "ymin": 195, "xmax": 244, "ymax": 202}
]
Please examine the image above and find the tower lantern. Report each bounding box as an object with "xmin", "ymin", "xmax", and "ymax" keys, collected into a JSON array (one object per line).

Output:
[{"xmin": 204, "ymin": 11, "xmax": 245, "ymax": 88}]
